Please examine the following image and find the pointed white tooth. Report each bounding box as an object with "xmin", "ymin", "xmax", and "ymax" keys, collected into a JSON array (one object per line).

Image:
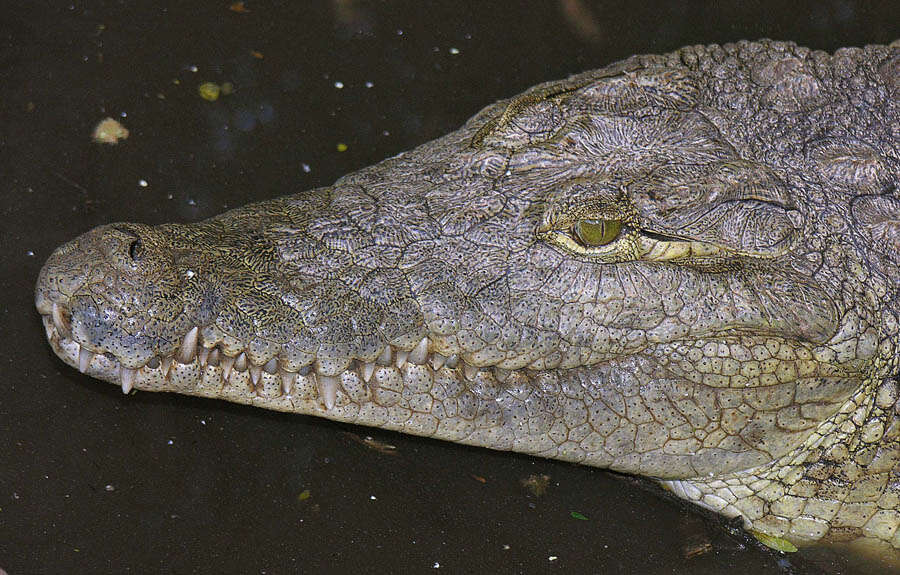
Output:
[
  {"xmin": 281, "ymin": 371, "xmax": 296, "ymax": 394},
  {"xmin": 221, "ymin": 355, "xmax": 235, "ymax": 380},
  {"xmin": 463, "ymin": 364, "xmax": 478, "ymax": 381},
  {"xmin": 198, "ymin": 346, "xmax": 210, "ymax": 366},
  {"xmin": 121, "ymin": 367, "xmax": 136, "ymax": 394},
  {"xmin": 409, "ymin": 337, "xmax": 429, "ymax": 364},
  {"xmin": 176, "ymin": 326, "xmax": 199, "ymax": 364},
  {"xmin": 234, "ymin": 352, "xmax": 248, "ymax": 372},
  {"xmin": 52, "ymin": 302, "xmax": 69, "ymax": 335},
  {"xmin": 78, "ymin": 347, "xmax": 94, "ymax": 373},
  {"xmin": 376, "ymin": 346, "xmax": 392, "ymax": 365},
  {"xmin": 318, "ymin": 374, "xmax": 338, "ymax": 410},
  {"xmin": 431, "ymin": 353, "xmax": 447, "ymax": 371},
  {"xmin": 207, "ymin": 348, "xmax": 220, "ymax": 366},
  {"xmin": 43, "ymin": 315, "xmax": 55, "ymax": 340},
  {"xmin": 395, "ymin": 349, "xmax": 409, "ymax": 370},
  {"xmin": 161, "ymin": 356, "xmax": 174, "ymax": 378},
  {"xmin": 361, "ymin": 361, "xmax": 376, "ymax": 383},
  {"xmin": 445, "ymin": 354, "xmax": 459, "ymax": 368},
  {"xmin": 264, "ymin": 358, "xmax": 278, "ymax": 374},
  {"xmin": 249, "ymin": 364, "xmax": 261, "ymax": 386}
]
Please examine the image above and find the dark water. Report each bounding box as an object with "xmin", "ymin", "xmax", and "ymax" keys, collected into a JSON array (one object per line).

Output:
[{"xmin": 1, "ymin": 2, "xmax": 898, "ymax": 573}]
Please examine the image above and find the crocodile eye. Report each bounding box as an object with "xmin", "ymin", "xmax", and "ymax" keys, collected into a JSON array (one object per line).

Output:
[
  {"xmin": 574, "ymin": 219, "xmax": 621, "ymax": 246},
  {"xmin": 128, "ymin": 238, "xmax": 143, "ymax": 260}
]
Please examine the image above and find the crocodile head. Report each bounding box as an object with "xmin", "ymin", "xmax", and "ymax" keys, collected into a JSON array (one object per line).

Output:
[{"xmin": 37, "ymin": 42, "xmax": 898, "ymax": 503}]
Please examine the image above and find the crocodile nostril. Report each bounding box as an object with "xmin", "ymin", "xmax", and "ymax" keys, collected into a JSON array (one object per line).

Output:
[{"xmin": 128, "ymin": 238, "xmax": 143, "ymax": 260}]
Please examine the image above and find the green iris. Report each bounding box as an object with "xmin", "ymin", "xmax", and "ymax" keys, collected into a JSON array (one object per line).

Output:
[{"xmin": 574, "ymin": 218, "xmax": 622, "ymax": 246}]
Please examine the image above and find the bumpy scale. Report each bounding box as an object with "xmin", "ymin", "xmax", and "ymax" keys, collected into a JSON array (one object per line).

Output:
[{"xmin": 36, "ymin": 40, "xmax": 900, "ymax": 553}]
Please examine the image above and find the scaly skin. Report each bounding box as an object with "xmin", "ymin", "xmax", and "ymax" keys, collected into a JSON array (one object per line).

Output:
[{"xmin": 36, "ymin": 40, "xmax": 900, "ymax": 551}]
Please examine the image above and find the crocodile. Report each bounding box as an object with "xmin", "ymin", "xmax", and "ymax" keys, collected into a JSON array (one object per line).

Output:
[{"xmin": 36, "ymin": 40, "xmax": 900, "ymax": 552}]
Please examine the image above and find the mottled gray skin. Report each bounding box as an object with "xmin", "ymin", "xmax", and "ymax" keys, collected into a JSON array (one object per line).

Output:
[{"xmin": 37, "ymin": 40, "xmax": 900, "ymax": 551}]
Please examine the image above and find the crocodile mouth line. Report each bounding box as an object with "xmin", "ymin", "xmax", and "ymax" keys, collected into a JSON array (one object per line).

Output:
[{"xmin": 40, "ymin": 302, "xmax": 537, "ymax": 410}]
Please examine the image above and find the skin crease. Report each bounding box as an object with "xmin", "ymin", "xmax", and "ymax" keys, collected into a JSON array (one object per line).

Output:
[{"xmin": 36, "ymin": 40, "xmax": 900, "ymax": 554}]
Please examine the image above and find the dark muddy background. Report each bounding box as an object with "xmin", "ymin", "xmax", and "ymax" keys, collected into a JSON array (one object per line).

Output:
[{"xmin": 1, "ymin": 2, "xmax": 898, "ymax": 574}]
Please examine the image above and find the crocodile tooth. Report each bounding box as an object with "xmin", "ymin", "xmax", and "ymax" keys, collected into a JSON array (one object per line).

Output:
[
  {"xmin": 43, "ymin": 315, "xmax": 55, "ymax": 341},
  {"xmin": 376, "ymin": 346, "xmax": 392, "ymax": 365},
  {"xmin": 198, "ymin": 346, "xmax": 210, "ymax": 366},
  {"xmin": 221, "ymin": 355, "xmax": 235, "ymax": 380},
  {"xmin": 361, "ymin": 361, "xmax": 376, "ymax": 383},
  {"xmin": 161, "ymin": 356, "xmax": 174, "ymax": 378},
  {"xmin": 444, "ymin": 354, "xmax": 459, "ymax": 369},
  {"xmin": 408, "ymin": 337, "xmax": 429, "ymax": 364},
  {"xmin": 249, "ymin": 363, "xmax": 262, "ymax": 386},
  {"xmin": 281, "ymin": 371, "xmax": 296, "ymax": 394},
  {"xmin": 463, "ymin": 364, "xmax": 478, "ymax": 381},
  {"xmin": 263, "ymin": 358, "xmax": 278, "ymax": 374},
  {"xmin": 494, "ymin": 368, "xmax": 510, "ymax": 383},
  {"xmin": 52, "ymin": 302, "xmax": 70, "ymax": 336},
  {"xmin": 430, "ymin": 353, "xmax": 447, "ymax": 371},
  {"xmin": 317, "ymin": 374, "xmax": 338, "ymax": 410},
  {"xmin": 121, "ymin": 367, "xmax": 136, "ymax": 394},
  {"xmin": 395, "ymin": 349, "xmax": 409, "ymax": 370},
  {"xmin": 207, "ymin": 348, "xmax": 220, "ymax": 367},
  {"xmin": 176, "ymin": 326, "xmax": 199, "ymax": 364},
  {"xmin": 226, "ymin": 368, "xmax": 239, "ymax": 387},
  {"xmin": 78, "ymin": 347, "xmax": 94, "ymax": 373},
  {"xmin": 234, "ymin": 352, "xmax": 248, "ymax": 372}
]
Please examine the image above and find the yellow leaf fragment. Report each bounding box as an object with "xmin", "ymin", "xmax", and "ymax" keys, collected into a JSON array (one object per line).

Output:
[
  {"xmin": 750, "ymin": 530, "xmax": 798, "ymax": 552},
  {"xmin": 198, "ymin": 82, "xmax": 221, "ymax": 101}
]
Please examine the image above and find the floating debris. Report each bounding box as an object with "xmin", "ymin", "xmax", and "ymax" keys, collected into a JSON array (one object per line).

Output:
[
  {"xmin": 198, "ymin": 81, "xmax": 234, "ymax": 101},
  {"xmin": 198, "ymin": 82, "xmax": 220, "ymax": 101},
  {"xmin": 521, "ymin": 473, "xmax": 551, "ymax": 497},
  {"xmin": 336, "ymin": 143, "xmax": 348, "ymax": 152},
  {"xmin": 92, "ymin": 117, "xmax": 129, "ymax": 144},
  {"xmin": 570, "ymin": 511, "xmax": 588, "ymax": 521},
  {"xmin": 297, "ymin": 489, "xmax": 311, "ymax": 502},
  {"xmin": 343, "ymin": 432, "xmax": 399, "ymax": 454},
  {"xmin": 683, "ymin": 541, "xmax": 713, "ymax": 559},
  {"xmin": 229, "ymin": 2, "xmax": 250, "ymax": 13}
]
